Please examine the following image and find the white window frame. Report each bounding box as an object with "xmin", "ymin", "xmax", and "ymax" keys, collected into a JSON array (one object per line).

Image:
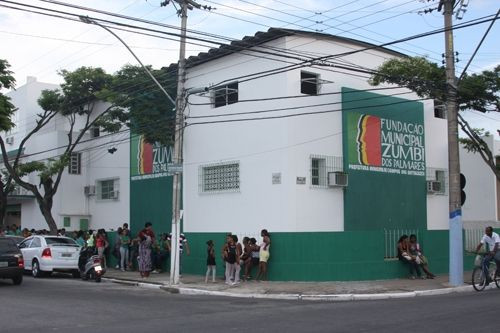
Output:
[
  {"xmin": 68, "ymin": 152, "xmax": 82, "ymax": 175},
  {"xmin": 96, "ymin": 178, "xmax": 119, "ymax": 201},
  {"xmin": 199, "ymin": 161, "xmax": 240, "ymax": 194}
]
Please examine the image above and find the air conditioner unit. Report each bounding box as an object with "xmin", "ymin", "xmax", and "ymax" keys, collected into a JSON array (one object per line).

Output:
[
  {"xmin": 427, "ymin": 181, "xmax": 442, "ymax": 193},
  {"xmin": 328, "ymin": 172, "xmax": 348, "ymax": 187},
  {"xmin": 109, "ymin": 190, "xmax": 119, "ymax": 199},
  {"xmin": 84, "ymin": 185, "xmax": 96, "ymax": 196},
  {"xmin": 6, "ymin": 136, "xmax": 14, "ymax": 144}
]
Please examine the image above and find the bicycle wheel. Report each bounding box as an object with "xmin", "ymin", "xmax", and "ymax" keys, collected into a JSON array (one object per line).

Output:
[
  {"xmin": 472, "ymin": 266, "xmax": 486, "ymax": 291},
  {"xmin": 494, "ymin": 266, "xmax": 500, "ymax": 289}
]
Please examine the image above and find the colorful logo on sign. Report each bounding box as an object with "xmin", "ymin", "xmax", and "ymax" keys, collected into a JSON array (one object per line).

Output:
[
  {"xmin": 130, "ymin": 135, "xmax": 173, "ymax": 180},
  {"xmin": 356, "ymin": 114, "xmax": 382, "ymax": 166},
  {"xmin": 138, "ymin": 136, "xmax": 153, "ymax": 174},
  {"xmin": 347, "ymin": 112, "xmax": 425, "ymax": 176}
]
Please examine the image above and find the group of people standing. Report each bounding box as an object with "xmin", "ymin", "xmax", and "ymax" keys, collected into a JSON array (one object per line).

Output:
[{"xmin": 206, "ymin": 229, "xmax": 271, "ymax": 285}]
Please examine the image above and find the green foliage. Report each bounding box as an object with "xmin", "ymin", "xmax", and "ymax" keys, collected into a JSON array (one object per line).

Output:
[
  {"xmin": 370, "ymin": 57, "xmax": 499, "ymax": 112},
  {"xmin": 39, "ymin": 67, "xmax": 112, "ymax": 116},
  {"xmin": 0, "ymin": 59, "xmax": 17, "ymax": 132},
  {"xmin": 369, "ymin": 57, "xmax": 447, "ymax": 101},
  {"xmin": 459, "ymin": 128, "xmax": 491, "ymax": 153},
  {"xmin": 17, "ymin": 155, "xmax": 69, "ymax": 182},
  {"xmin": 106, "ymin": 64, "xmax": 177, "ymax": 146}
]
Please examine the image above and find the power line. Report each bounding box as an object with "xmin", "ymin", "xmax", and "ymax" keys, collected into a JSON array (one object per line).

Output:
[{"xmin": 185, "ymin": 96, "xmax": 431, "ymax": 127}]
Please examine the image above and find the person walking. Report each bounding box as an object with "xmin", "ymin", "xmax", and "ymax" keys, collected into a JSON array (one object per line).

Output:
[
  {"xmin": 96, "ymin": 229, "xmax": 109, "ymax": 269},
  {"xmin": 205, "ymin": 240, "xmax": 216, "ymax": 283}
]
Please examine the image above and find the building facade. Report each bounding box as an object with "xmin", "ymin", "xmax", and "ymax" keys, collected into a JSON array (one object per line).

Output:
[
  {"xmin": 460, "ymin": 135, "xmax": 500, "ymax": 227},
  {"xmin": 4, "ymin": 77, "xmax": 129, "ymax": 232},
  {"xmin": 172, "ymin": 29, "xmax": 449, "ymax": 281}
]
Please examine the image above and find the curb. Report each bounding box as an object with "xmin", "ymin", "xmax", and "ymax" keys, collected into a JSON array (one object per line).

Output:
[{"xmin": 102, "ymin": 277, "xmax": 475, "ymax": 301}]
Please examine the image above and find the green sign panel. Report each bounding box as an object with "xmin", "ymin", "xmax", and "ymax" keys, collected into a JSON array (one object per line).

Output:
[
  {"xmin": 342, "ymin": 87, "xmax": 427, "ymax": 231},
  {"xmin": 346, "ymin": 112, "xmax": 425, "ymax": 177},
  {"xmin": 130, "ymin": 134, "xmax": 174, "ymax": 181}
]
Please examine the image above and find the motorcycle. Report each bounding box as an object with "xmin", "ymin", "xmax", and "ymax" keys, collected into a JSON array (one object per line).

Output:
[{"xmin": 78, "ymin": 247, "xmax": 105, "ymax": 282}]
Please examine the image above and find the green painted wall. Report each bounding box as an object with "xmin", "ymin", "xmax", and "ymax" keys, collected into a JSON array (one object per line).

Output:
[
  {"xmin": 181, "ymin": 230, "xmax": 458, "ymax": 281},
  {"xmin": 342, "ymin": 87, "xmax": 427, "ymax": 231},
  {"xmin": 129, "ymin": 133, "xmax": 174, "ymax": 236}
]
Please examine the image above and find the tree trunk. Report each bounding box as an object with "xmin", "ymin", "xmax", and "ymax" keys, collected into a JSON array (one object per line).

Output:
[
  {"xmin": 38, "ymin": 197, "xmax": 57, "ymax": 235},
  {"xmin": 0, "ymin": 195, "xmax": 7, "ymax": 230}
]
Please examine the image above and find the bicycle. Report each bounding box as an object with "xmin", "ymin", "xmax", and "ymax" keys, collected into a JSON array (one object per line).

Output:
[{"xmin": 471, "ymin": 253, "xmax": 500, "ymax": 291}]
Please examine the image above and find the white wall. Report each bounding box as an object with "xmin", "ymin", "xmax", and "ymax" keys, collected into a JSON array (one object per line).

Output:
[
  {"xmin": 5, "ymin": 78, "xmax": 129, "ymax": 232},
  {"xmin": 461, "ymin": 135, "xmax": 498, "ymax": 222},
  {"xmin": 183, "ymin": 34, "xmax": 449, "ymax": 234}
]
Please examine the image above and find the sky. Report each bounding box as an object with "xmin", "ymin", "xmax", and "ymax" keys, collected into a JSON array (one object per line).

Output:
[{"xmin": 0, "ymin": 0, "xmax": 498, "ymax": 134}]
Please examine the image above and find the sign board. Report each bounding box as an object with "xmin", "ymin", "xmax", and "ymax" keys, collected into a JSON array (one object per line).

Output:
[
  {"xmin": 272, "ymin": 173, "xmax": 281, "ymax": 185},
  {"xmin": 167, "ymin": 163, "xmax": 183, "ymax": 174},
  {"xmin": 296, "ymin": 177, "xmax": 306, "ymax": 185}
]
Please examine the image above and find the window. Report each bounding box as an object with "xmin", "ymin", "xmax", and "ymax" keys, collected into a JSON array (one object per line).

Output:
[
  {"xmin": 63, "ymin": 217, "xmax": 71, "ymax": 228},
  {"xmin": 0, "ymin": 238, "xmax": 18, "ymax": 252},
  {"xmin": 213, "ymin": 82, "xmax": 238, "ymax": 108},
  {"xmin": 30, "ymin": 237, "xmax": 41, "ymax": 248},
  {"xmin": 18, "ymin": 238, "xmax": 32, "ymax": 249},
  {"xmin": 301, "ymin": 71, "xmax": 319, "ymax": 95},
  {"xmin": 434, "ymin": 101, "xmax": 446, "ymax": 119},
  {"xmin": 97, "ymin": 179, "xmax": 119, "ymax": 200},
  {"xmin": 68, "ymin": 152, "xmax": 81, "ymax": 175},
  {"xmin": 199, "ymin": 162, "xmax": 240, "ymax": 193},
  {"xmin": 311, "ymin": 158, "xmax": 326, "ymax": 186},
  {"xmin": 90, "ymin": 126, "xmax": 100, "ymax": 138},
  {"xmin": 310, "ymin": 155, "xmax": 343, "ymax": 188}
]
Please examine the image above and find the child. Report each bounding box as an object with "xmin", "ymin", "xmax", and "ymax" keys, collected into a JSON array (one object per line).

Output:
[{"xmin": 205, "ymin": 240, "xmax": 216, "ymax": 283}]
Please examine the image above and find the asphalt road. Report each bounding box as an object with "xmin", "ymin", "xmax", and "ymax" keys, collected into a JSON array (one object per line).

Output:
[{"xmin": 0, "ymin": 275, "xmax": 499, "ymax": 333}]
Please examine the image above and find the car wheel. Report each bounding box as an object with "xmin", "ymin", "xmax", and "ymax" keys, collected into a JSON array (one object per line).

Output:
[
  {"xmin": 12, "ymin": 275, "xmax": 23, "ymax": 285},
  {"xmin": 32, "ymin": 259, "xmax": 42, "ymax": 278}
]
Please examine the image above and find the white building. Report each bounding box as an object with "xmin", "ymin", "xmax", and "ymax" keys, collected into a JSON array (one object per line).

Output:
[
  {"xmin": 4, "ymin": 76, "xmax": 129, "ymax": 232},
  {"xmin": 178, "ymin": 29, "xmax": 450, "ymax": 280},
  {"xmin": 460, "ymin": 135, "xmax": 500, "ymax": 226}
]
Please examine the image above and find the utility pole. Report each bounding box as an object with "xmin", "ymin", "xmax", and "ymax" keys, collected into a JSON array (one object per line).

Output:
[
  {"xmin": 161, "ymin": 0, "xmax": 204, "ymax": 286},
  {"xmin": 440, "ymin": 0, "xmax": 463, "ymax": 286}
]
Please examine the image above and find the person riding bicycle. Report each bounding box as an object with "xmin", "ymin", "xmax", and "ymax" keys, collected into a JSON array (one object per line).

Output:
[{"xmin": 475, "ymin": 226, "xmax": 500, "ymax": 285}]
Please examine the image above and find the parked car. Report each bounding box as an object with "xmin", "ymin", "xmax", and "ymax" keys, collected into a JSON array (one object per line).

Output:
[
  {"xmin": 18, "ymin": 235, "xmax": 81, "ymax": 278},
  {"xmin": 0, "ymin": 236, "xmax": 24, "ymax": 285},
  {"xmin": 4, "ymin": 235, "xmax": 25, "ymax": 246}
]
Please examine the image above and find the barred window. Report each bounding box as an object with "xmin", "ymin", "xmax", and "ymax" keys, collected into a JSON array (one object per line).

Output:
[
  {"xmin": 97, "ymin": 178, "xmax": 119, "ymax": 200},
  {"xmin": 199, "ymin": 162, "xmax": 240, "ymax": 193},
  {"xmin": 213, "ymin": 82, "xmax": 238, "ymax": 108},
  {"xmin": 68, "ymin": 152, "xmax": 81, "ymax": 175},
  {"xmin": 310, "ymin": 155, "xmax": 343, "ymax": 188}
]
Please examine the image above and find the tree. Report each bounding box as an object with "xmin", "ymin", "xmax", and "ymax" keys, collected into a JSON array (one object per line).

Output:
[
  {"xmin": 0, "ymin": 59, "xmax": 17, "ymax": 229},
  {"xmin": 105, "ymin": 64, "xmax": 177, "ymax": 146},
  {"xmin": 0, "ymin": 67, "xmax": 123, "ymax": 234},
  {"xmin": 370, "ymin": 57, "xmax": 500, "ymax": 180}
]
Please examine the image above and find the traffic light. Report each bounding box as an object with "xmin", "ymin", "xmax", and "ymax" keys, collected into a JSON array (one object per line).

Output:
[{"xmin": 460, "ymin": 173, "xmax": 466, "ymax": 206}]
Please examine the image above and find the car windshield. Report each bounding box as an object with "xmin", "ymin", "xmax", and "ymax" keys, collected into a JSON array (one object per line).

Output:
[
  {"xmin": 45, "ymin": 237, "xmax": 79, "ymax": 246},
  {"xmin": 0, "ymin": 238, "xmax": 19, "ymax": 253}
]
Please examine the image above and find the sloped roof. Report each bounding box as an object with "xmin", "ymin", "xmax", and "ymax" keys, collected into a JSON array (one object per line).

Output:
[{"xmin": 185, "ymin": 28, "xmax": 406, "ymax": 69}]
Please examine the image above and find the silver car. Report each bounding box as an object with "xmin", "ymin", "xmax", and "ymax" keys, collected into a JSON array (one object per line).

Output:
[{"xmin": 19, "ymin": 235, "xmax": 81, "ymax": 278}]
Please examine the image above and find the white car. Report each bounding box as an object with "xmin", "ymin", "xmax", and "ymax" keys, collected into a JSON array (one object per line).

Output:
[{"xmin": 18, "ymin": 235, "xmax": 81, "ymax": 278}]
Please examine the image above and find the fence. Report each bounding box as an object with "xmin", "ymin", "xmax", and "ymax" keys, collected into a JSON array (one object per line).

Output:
[
  {"xmin": 464, "ymin": 228, "xmax": 483, "ymax": 252},
  {"xmin": 384, "ymin": 229, "xmax": 420, "ymax": 260}
]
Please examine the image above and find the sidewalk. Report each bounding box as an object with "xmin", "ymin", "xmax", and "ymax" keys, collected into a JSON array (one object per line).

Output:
[{"xmin": 103, "ymin": 269, "xmax": 476, "ymax": 301}]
